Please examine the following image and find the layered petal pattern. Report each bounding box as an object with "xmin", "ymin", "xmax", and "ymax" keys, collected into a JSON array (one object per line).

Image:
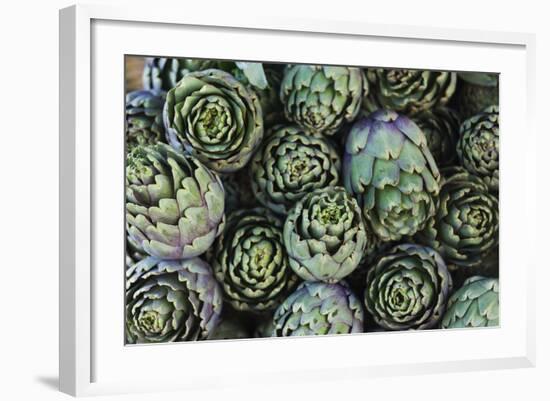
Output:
[
  {"xmin": 273, "ymin": 282, "xmax": 364, "ymax": 336},
  {"xmin": 457, "ymin": 105, "xmax": 499, "ymax": 192},
  {"xmin": 280, "ymin": 65, "xmax": 366, "ymax": 136},
  {"xmin": 343, "ymin": 110, "xmax": 441, "ymax": 241},
  {"xmin": 364, "ymin": 244, "xmax": 452, "ymax": 330},
  {"xmin": 164, "ymin": 69, "xmax": 264, "ymax": 173},
  {"xmin": 126, "ymin": 257, "xmax": 222, "ymax": 343},
  {"xmin": 212, "ymin": 208, "xmax": 298, "ymax": 312},
  {"xmin": 126, "ymin": 143, "xmax": 225, "ymax": 260},
  {"xmin": 415, "ymin": 166, "xmax": 499, "ymax": 269},
  {"xmin": 441, "ymin": 276, "xmax": 499, "ymax": 328},
  {"xmin": 363, "ymin": 69, "xmax": 456, "ymax": 115},
  {"xmin": 251, "ymin": 125, "xmax": 341, "ymax": 215},
  {"xmin": 125, "ymin": 89, "xmax": 166, "ymax": 150},
  {"xmin": 284, "ymin": 186, "xmax": 368, "ymax": 283}
]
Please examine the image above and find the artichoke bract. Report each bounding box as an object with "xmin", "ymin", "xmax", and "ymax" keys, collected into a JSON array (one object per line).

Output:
[
  {"xmin": 212, "ymin": 208, "xmax": 298, "ymax": 313},
  {"xmin": 280, "ymin": 65, "xmax": 365, "ymax": 136},
  {"xmin": 126, "ymin": 257, "xmax": 222, "ymax": 343},
  {"xmin": 143, "ymin": 57, "xmax": 216, "ymax": 91},
  {"xmin": 283, "ymin": 186, "xmax": 368, "ymax": 283},
  {"xmin": 364, "ymin": 244, "xmax": 452, "ymax": 330},
  {"xmin": 272, "ymin": 282, "xmax": 364, "ymax": 336},
  {"xmin": 412, "ymin": 107, "xmax": 460, "ymax": 167},
  {"xmin": 441, "ymin": 276, "xmax": 499, "ymax": 328},
  {"xmin": 164, "ymin": 69, "xmax": 264, "ymax": 173},
  {"xmin": 457, "ymin": 105, "xmax": 499, "ymax": 192},
  {"xmin": 456, "ymin": 72, "xmax": 499, "ymax": 119},
  {"xmin": 343, "ymin": 110, "xmax": 441, "ymax": 242},
  {"xmin": 126, "ymin": 89, "xmax": 166, "ymax": 151},
  {"xmin": 126, "ymin": 143, "xmax": 225, "ymax": 260},
  {"xmin": 416, "ymin": 167, "xmax": 499, "ymax": 270},
  {"xmin": 363, "ymin": 69, "xmax": 456, "ymax": 115},
  {"xmin": 251, "ymin": 125, "xmax": 341, "ymax": 215}
]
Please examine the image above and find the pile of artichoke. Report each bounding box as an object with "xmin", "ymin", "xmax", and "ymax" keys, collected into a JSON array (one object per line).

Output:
[{"xmin": 125, "ymin": 58, "xmax": 500, "ymax": 343}]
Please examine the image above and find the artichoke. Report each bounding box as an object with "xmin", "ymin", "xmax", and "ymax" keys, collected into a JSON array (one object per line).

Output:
[
  {"xmin": 456, "ymin": 72, "xmax": 499, "ymax": 119},
  {"xmin": 412, "ymin": 107, "xmax": 460, "ymax": 167},
  {"xmin": 212, "ymin": 208, "xmax": 298, "ymax": 313},
  {"xmin": 126, "ymin": 89, "xmax": 166, "ymax": 151},
  {"xmin": 272, "ymin": 282, "xmax": 364, "ymax": 336},
  {"xmin": 126, "ymin": 256, "xmax": 222, "ymax": 343},
  {"xmin": 283, "ymin": 186, "xmax": 368, "ymax": 283},
  {"xmin": 415, "ymin": 167, "xmax": 499, "ymax": 270},
  {"xmin": 280, "ymin": 65, "xmax": 365, "ymax": 136},
  {"xmin": 251, "ymin": 125, "xmax": 341, "ymax": 215},
  {"xmin": 364, "ymin": 244, "xmax": 452, "ymax": 330},
  {"xmin": 343, "ymin": 110, "xmax": 441, "ymax": 242},
  {"xmin": 164, "ymin": 69, "xmax": 264, "ymax": 173},
  {"xmin": 363, "ymin": 69, "xmax": 456, "ymax": 115},
  {"xmin": 142, "ymin": 57, "xmax": 216, "ymax": 91},
  {"xmin": 126, "ymin": 143, "xmax": 225, "ymax": 260},
  {"xmin": 441, "ymin": 276, "xmax": 499, "ymax": 328},
  {"xmin": 457, "ymin": 105, "xmax": 499, "ymax": 192}
]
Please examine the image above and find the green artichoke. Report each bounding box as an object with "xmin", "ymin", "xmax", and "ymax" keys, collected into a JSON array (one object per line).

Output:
[
  {"xmin": 142, "ymin": 57, "xmax": 216, "ymax": 91},
  {"xmin": 456, "ymin": 72, "xmax": 499, "ymax": 119},
  {"xmin": 415, "ymin": 167, "xmax": 499, "ymax": 270},
  {"xmin": 126, "ymin": 143, "xmax": 225, "ymax": 260},
  {"xmin": 212, "ymin": 208, "xmax": 298, "ymax": 312},
  {"xmin": 272, "ymin": 282, "xmax": 364, "ymax": 336},
  {"xmin": 126, "ymin": 256, "xmax": 222, "ymax": 343},
  {"xmin": 280, "ymin": 65, "xmax": 365, "ymax": 136},
  {"xmin": 164, "ymin": 69, "xmax": 264, "ymax": 173},
  {"xmin": 412, "ymin": 107, "xmax": 460, "ymax": 167},
  {"xmin": 283, "ymin": 186, "xmax": 368, "ymax": 283},
  {"xmin": 251, "ymin": 125, "xmax": 341, "ymax": 215},
  {"xmin": 441, "ymin": 276, "xmax": 499, "ymax": 328},
  {"xmin": 363, "ymin": 69, "xmax": 456, "ymax": 115},
  {"xmin": 457, "ymin": 105, "xmax": 499, "ymax": 192},
  {"xmin": 126, "ymin": 89, "xmax": 166, "ymax": 151},
  {"xmin": 207, "ymin": 315, "xmax": 250, "ymax": 340},
  {"xmin": 343, "ymin": 110, "xmax": 441, "ymax": 241},
  {"xmin": 364, "ymin": 244, "xmax": 452, "ymax": 330}
]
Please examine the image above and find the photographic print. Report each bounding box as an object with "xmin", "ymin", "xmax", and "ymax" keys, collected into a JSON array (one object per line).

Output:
[{"xmin": 124, "ymin": 56, "xmax": 499, "ymax": 344}]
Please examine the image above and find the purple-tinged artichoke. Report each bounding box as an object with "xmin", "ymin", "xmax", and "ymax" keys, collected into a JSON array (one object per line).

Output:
[
  {"xmin": 212, "ymin": 208, "xmax": 298, "ymax": 313},
  {"xmin": 283, "ymin": 186, "xmax": 368, "ymax": 283},
  {"xmin": 273, "ymin": 282, "xmax": 364, "ymax": 336},
  {"xmin": 251, "ymin": 125, "xmax": 341, "ymax": 215},
  {"xmin": 280, "ymin": 65, "xmax": 366, "ymax": 136},
  {"xmin": 126, "ymin": 143, "xmax": 225, "ymax": 260},
  {"xmin": 364, "ymin": 244, "xmax": 452, "ymax": 330},
  {"xmin": 343, "ymin": 110, "xmax": 441, "ymax": 242},
  {"xmin": 164, "ymin": 69, "xmax": 264, "ymax": 173},
  {"xmin": 126, "ymin": 257, "xmax": 222, "ymax": 343}
]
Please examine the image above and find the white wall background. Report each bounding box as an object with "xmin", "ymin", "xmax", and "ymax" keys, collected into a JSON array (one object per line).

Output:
[{"xmin": 0, "ymin": 0, "xmax": 547, "ymax": 399}]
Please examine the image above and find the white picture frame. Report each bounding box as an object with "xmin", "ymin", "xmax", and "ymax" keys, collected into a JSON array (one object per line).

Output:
[{"xmin": 59, "ymin": 3, "xmax": 536, "ymax": 397}]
